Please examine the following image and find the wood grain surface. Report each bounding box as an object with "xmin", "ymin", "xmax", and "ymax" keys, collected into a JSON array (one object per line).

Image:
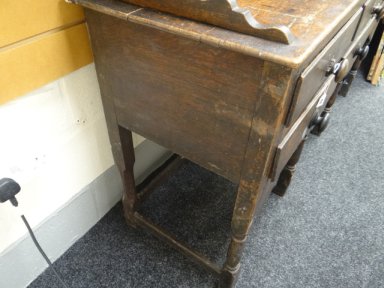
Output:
[
  {"xmin": 86, "ymin": 9, "xmax": 272, "ymax": 182},
  {"xmin": 68, "ymin": 0, "xmax": 383, "ymax": 287}
]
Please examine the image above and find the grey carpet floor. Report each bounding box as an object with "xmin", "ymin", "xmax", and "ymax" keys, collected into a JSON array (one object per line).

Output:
[{"xmin": 29, "ymin": 71, "xmax": 384, "ymax": 288}]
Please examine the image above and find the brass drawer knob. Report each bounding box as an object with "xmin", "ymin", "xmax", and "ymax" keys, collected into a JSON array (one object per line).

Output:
[{"xmin": 330, "ymin": 58, "xmax": 350, "ymax": 82}]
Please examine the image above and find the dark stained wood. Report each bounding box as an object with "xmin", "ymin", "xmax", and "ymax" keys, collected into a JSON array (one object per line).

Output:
[
  {"xmin": 271, "ymin": 76, "xmax": 337, "ymax": 181},
  {"xmin": 272, "ymin": 140, "xmax": 305, "ymax": 197},
  {"xmin": 220, "ymin": 61, "xmax": 294, "ymax": 286},
  {"xmin": 85, "ymin": 9, "xmax": 268, "ymax": 183},
  {"xmin": 355, "ymin": 0, "xmax": 383, "ymax": 39},
  {"xmin": 340, "ymin": 19, "xmax": 380, "ymax": 95},
  {"xmin": 69, "ymin": 0, "xmax": 376, "ymax": 68},
  {"xmin": 67, "ymin": 0, "xmax": 383, "ymax": 287},
  {"xmin": 136, "ymin": 155, "xmax": 185, "ymax": 204},
  {"xmin": 285, "ymin": 9, "xmax": 363, "ymax": 125},
  {"xmin": 340, "ymin": 53, "xmax": 367, "ymax": 97},
  {"xmin": 118, "ymin": 126, "xmax": 138, "ymax": 226},
  {"xmin": 119, "ymin": 0, "xmax": 294, "ymax": 44}
]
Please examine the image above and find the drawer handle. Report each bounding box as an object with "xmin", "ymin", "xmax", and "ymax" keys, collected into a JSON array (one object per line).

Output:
[
  {"xmin": 373, "ymin": 4, "xmax": 384, "ymax": 20},
  {"xmin": 310, "ymin": 110, "xmax": 330, "ymax": 136},
  {"xmin": 329, "ymin": 58, "xmax": 350, "ymax": 82},
  {"xmin": 339, "ymin": 44, "xmax": 370, "ymax": 97},
  {"xmin": 355, "ymin": 45, "xmax": 370, "ymax": 60}
]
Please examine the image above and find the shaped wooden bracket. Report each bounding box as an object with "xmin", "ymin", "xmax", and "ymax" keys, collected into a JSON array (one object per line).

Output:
[{"xmin": 120, "ymin": 0, "xmax": 294, "ymax": 44}]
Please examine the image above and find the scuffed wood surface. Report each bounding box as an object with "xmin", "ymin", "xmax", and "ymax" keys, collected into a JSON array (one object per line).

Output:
[
  {"xmin": 66, "ymin": 1, "xmax": 382, "ymax": 286},
  {"xmin": 119, "ymin": 0, "xmax": 294, "ymax": 44},
  {"xmin": 119, "ymin": 0, "xmax": 365, "ymax": 43},
  {"xmin": 85, "ymin": 9, "xmax": 272, "ymax": 182},
  {"xmin": 68, "ymin": 0, "xmax": 368, "ymax": 68},
  {"xmin": 239, "ymin": 0, "xmax": 360, "ymax": 35}
]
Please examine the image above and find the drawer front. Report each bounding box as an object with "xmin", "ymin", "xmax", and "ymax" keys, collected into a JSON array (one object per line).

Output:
[
  {"xmin": 275, "ymin": 13, "xmax": 376, "ymax": 178},
  {"xmin": 270, "ymin": 77, "xmax": 337, "ymax": 180},
  {"xmin": 286, "ymin": 8, "xmax": 363, "ymax": 126},
  {"xmin": 355, "ymin": 0, "xmax": 384, "ymax": 39},
  {"xmin": 273, "ymin": 16, "xmax": 379, "ymax": 182},
  {"xmin": 346, "ymin": 16, "xmax": 379, "ymax": 67}
]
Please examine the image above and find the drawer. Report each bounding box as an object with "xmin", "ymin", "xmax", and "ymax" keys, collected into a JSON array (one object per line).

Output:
[
  {"xmin": 354, "ymin": 0, "xmax": 384, "ymax": 40},
  {"xmin": 345, "ymin": 16, "xmax": 379, "ymax": 67},
  {"xmin": 271, "ymin": 15, "xmax": 379, "ymax": 185},
  {"xmin": 270, "ymin": 77, "xmax": 337, "ymax": 180},
  {"xmin": 286, "ymin": 8, "xmax": 363, "ymax": 126}
]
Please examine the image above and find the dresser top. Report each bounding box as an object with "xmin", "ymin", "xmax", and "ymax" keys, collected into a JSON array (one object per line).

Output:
[
  {"xmin": 240, "ymin": 0, "xmax": 360, "ymax": 38},
  {"xmin": 70, "ymin": 0, "xmax": 366, "ymax": 68}
]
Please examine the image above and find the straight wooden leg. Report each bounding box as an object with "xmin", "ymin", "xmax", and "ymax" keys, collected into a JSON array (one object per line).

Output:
[
  {"xmin": 272, "ymin": 140, "xmax": 305, "ymax": 197},
  {"xmin": 117, "ymin": 126, "xmax": 138, "ymax": 227}
]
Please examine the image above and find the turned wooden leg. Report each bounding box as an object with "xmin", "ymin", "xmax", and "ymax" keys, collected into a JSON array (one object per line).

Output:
[
  {"xmin": 219, "ymin": 184, "xmax": 263, "ymax": 287},
  {"xmin": 272, "ymin": 140, "xmax": 305, "ymax": 197},
  {"xmin": 219, "ymin": 235, "xmax": 245, "ymax": 288},
  {"xmin": 117, "ymin": 126, "xmax": 138, "ymax": 227}
]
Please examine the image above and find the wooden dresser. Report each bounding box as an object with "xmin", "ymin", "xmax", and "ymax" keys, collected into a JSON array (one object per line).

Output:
[{"xmin": 67, "ymin": 0, "xmax": 384, "ymax": 286}]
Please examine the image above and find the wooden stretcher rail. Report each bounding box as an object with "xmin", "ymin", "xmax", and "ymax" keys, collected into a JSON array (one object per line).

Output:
[
  {"xmin": 136, "ymin": 155, "xmax": 186, "ymax": 203},
  {"xmin": 134, "ymin": 212, "xmax": 223, "ymax": 276}
]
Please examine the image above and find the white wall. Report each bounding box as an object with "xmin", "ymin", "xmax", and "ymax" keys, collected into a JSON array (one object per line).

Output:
[
  {"xmin": 0, "ymin": 64, "xmax": 118, "ymax": 253},
  {"xmin": 0, "ymin": 64, "xmax": 171, "ymax": 287},
  {"xmin": 0, "ymin": 62, "xmax": 155, "ymax": 253}
]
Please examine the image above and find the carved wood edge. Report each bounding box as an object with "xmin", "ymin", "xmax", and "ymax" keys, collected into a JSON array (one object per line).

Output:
[
  {"xmin": 67, "ymin": 0, "xmax": 294, "ymax": 44},
  {"xmin": 225, "ymin": 0, "xmax": 294, "ymax": 44}
]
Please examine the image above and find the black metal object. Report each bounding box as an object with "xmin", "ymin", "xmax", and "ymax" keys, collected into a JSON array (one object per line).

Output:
[
  {"xmin": 0, "ymin": 178, "xmax": 69, "ymax": 288},
  {"xmin": 0, "ymin": 178, "xmax": 21, "ymax": 207}
]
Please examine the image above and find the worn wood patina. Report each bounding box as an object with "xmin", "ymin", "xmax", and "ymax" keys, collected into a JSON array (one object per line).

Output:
[{"xmin": 67, "ymin": 0, "xmax": 384, "ymax": 286}]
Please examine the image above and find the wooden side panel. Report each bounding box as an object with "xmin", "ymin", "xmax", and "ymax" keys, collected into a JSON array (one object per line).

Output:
[
  {"xmin": 0, "ymin": 24, "xmax": 93, "ymax": 104},
  {"xmin": 0, "ymin": 0, "xmax": 84, "ymax": 48},
  {"xmin": 85, "ymin": 9, "xmax": 269, "ymax": 182}
]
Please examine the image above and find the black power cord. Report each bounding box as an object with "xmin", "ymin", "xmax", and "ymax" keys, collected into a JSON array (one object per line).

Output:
[
  {"xmin": 0, "ymin": 178, "xmax": 69, "ymax": 288},
  {"xmin": 21, "ymin": 215, "xmax": 70, "ymax": 288}
]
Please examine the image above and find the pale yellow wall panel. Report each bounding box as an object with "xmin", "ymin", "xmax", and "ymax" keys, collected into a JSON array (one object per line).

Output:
[
  {"xmin": 1, "ymin": 0, "xmax": 84, "ymax": 48},
  {"xmin": 0, "ymin": 24, "xmax": 93, "ymax": 104}
]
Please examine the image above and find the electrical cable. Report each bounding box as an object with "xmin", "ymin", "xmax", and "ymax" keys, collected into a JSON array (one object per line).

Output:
[
  {"xmin": 20, "ymin": 215, "xmax": 70, "ymax": 288},
  {"xmin": 0, "ymin": 177, "xmax": 69, "ymax": 288}
]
